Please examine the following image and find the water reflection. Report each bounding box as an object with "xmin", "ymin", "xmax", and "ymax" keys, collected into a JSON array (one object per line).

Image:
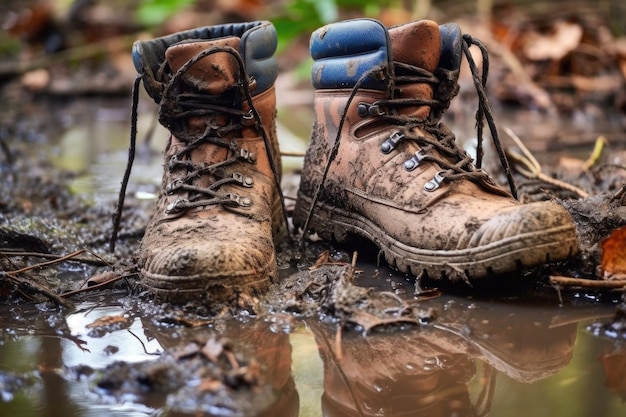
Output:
[
  {"xmin": 1, "ymin": 295, "xmax": 624, "ymax": 417},
  {"xmin": 307, "ymin": 298, "xmax": 581, "ymax": 417}
]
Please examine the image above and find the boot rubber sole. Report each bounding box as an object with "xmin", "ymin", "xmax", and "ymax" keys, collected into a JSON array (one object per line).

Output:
[
  {"xmin": 140, "ymin": 252, "xmax": 277, "ymax": 304},
  {"xmin": 294, "ymin": 193, "xmax": 578, "ymax": 280}
]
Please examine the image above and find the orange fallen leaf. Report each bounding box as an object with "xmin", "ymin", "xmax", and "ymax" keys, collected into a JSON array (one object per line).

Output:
[
  {"xmin": 198, "ymin": 378, "xmax": 223, "ymax": 393},
  {"xmin": 86, "ymin": 314, "xmax": 128, "ymax": 329},
  {"xmin": 601, "ymin": 225, "xmax": 626, "ymax": 280}
]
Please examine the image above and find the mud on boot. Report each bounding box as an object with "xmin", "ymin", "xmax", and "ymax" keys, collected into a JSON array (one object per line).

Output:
[
  {"xmin": 293, "ymin": 18, "xmax": 578, "ymax": 281},
  {"xmin": 125, "ymin": 22, "xmax": 287, "ymax": 302}
]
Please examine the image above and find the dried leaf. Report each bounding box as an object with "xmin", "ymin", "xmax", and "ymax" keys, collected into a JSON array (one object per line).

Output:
[
  {"xmin": 523, "ymin": 20, "xmax": 583, "ymax": 61},
  {"xmin": 172, "ymin": 342, "xmax": 201, "ymax": 360},
  {"xmin": 198, "ymin": 378, "xmax": 223, "ymax": 393},
  {"xmin": 87, "ymin": 271, "xmax": 120, "ymax": 287},
  {"xmin": 85, "ymin": 314, "xmax": 128, "ymax": 329},
  {"xmin": 601, "ymin": 226, "xmax": 626, "ymax": 280},
  {"xmin": 201, "ymin": 337, "xmax": 224, "ymax": 362},
  {"xmin": 158, "ymin": 316, "xmax": 213, "ymax": 328},
  {"xmin": 239, "ymin": 358, "xmax": 261, "ymax": 384},
  {"xmin": 310, "ymin": 250, "xmax": 330, "ymax": 270}
]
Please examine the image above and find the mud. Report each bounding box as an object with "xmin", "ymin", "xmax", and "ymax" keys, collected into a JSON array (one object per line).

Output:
[
  {"xmin": 87, "ymin": 336, "xmax": 276, "ymax": 416},
  {"xmin": 264, "ymin": 260, "xmax": 436, "ymax": 332}
]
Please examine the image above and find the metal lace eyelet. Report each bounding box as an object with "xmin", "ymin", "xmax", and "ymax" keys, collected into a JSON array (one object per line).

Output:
[
  {"xmin": 381, "ymin": 131, "xmax": 404, "ymax": 154},
  {"xmin": 165, "ymin": 179, "xmax": 183, "ymax": 194},
  {"xmin": 168, "ymin": 154, "xmax": 179, "ymax": 171},
  {"xmin": 357, "ymin": 102, "xmax": 384, "ymax": 118},
  {"xmin": 225, "ymin": 193, "xmax": 252, "ymax": 207},
  {"xmin": 403, "ymin": 149, "xmax": 427, "ymax": 171},
  {"xmin": 237, "ymin": 148, "xmax": 256, "ymax": 163},
  {"xmin": 232, "ymin": 172, "xmax": 253, "ymax": 187},
  {"xmin": 241, "ymin": 109, "xmax": 255, "ymax": 126},
  {"xmin": 424, "ymin": 171, "xmax": 446, "ymax": 192},
  {"xmin": 165, "ymin": 198, "xmax": 186, "ymax": 214},
  {"xmin": 248, "ymin": 76, "xmax": 257, "ymax": 91}
]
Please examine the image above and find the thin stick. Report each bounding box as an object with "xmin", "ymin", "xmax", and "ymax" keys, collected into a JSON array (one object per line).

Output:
[
  {"xmin": 5, "ymin": 250, "xmax": 87, "ymax": 276},
  {"xmin": 550, "ymin": 275, "xmax": 626, "ymax": 289},
  {"xmin": 0, "ymin": 251, "xmax": 109, "ymax": 266},
  {"xmin": 3, "ymin": 273, "xmax": 74, "ymax": 309},
  {"xmin": 59, "ymin": 274, "xmax": 131, "ymax": 297},
  {"xmin": 505, "ymin": 126, "xmax": 590, "ymax": 198}
]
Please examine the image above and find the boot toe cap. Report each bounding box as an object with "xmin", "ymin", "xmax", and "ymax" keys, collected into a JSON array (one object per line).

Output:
[{"xmin": 139, "ymin": 237, "xmax": 276, "ymax": 302}]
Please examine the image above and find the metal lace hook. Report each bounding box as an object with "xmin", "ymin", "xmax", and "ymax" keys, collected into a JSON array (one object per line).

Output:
[
  {"xmin": 299, "ymin": 64, "xmax": 389, "ymax": 249},
  {"xmin": 230, "ymin": 50, "xmax": 293, "ymax": 245}
]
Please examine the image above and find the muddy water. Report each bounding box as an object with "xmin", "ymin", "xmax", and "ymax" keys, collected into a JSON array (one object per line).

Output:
[
  {"xmin": 1, "ymin": 94, "xmax": 626, "ymax": 417},
  {"xmin": 0, "ymin": 272, "xmax": 624, "ymax": 417}
]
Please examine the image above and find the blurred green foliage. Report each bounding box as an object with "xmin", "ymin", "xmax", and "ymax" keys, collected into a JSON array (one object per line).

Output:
[
  {"xmin": 271, "ymin": 0, "xmax": 394, "ymax": 52},
  {"xmin": 135, "ymin": 0, "xmax": 196, "ymax": 27},
  {"xmin": 133, "ymin": 0, "xmax": 396, "ymax": 52}
]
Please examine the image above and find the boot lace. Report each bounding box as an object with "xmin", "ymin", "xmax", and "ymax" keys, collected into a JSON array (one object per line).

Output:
[
  {"xmin": 300, "ymin": 34, "xmax": 517, "ymax": 241},
  {"xmin": 110, "ymin": 46, "xmax": 288, "ymax": 251}
]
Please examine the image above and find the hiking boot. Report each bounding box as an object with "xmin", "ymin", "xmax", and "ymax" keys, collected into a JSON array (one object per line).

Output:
[
  {"xmin": 293, "ymin": 18, "xmax": 578, "ymax": 280},
  {"xmin": 131, "ymin": 22, "xmax": 285, "ymax": 302}
]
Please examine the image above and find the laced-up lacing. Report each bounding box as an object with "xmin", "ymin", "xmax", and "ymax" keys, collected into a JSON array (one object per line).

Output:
[
  {"xmin": 110, "ymin": 46, "xmax": 287, "ymax": 251},
  {"xmin": 299, "ymin": 34, "xmax": 518, "ymax": 243}
]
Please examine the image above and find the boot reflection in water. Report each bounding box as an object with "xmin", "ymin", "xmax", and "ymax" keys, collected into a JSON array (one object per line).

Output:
[
  {"xmin": 114, "ymin": 21, "xmax": 287, "ymax": 302},
  {"xmin": 294, "ymin": 18, "xmax": 579, "ymax": 281},
  {"xmin": 310, "ymin": 300, "xmax": 577, "ymax": 417}
]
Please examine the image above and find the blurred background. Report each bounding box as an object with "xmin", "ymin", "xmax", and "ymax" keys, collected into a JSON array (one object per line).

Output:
[{"xmin": 2, "ymin": 0, "xmax": 625, "ymax": 109}]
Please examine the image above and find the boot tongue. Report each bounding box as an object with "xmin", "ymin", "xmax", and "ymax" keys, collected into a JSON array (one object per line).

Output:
[
  {"xmin": 165, "ymin": 37, "xmax": 241, "ymax": 95},
  {"xmin": 388, "ymin": 20, "xmax": 441, "ymax": 119}
]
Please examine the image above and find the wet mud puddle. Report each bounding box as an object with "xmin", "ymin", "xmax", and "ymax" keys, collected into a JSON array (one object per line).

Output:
[{"xmin": 1, "ymin": 262, "xmax": 625, "ymax": 417}]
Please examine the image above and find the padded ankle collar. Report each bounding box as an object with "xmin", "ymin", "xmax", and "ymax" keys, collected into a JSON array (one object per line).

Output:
[
  {"xmin": 439, "ymin": 23, "xmax": 462, "ymax": 71},
  {"xmin": 133, "ymin": 21, "xmax": 277, "ymax": 102},
  {"xmin": 310, "ymin": 19, "xmax": 391, "ymax": 91}
]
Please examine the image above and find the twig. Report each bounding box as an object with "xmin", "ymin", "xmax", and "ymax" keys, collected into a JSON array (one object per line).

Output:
[
  {"xmin": 582, "ymin": 136, "xmax": 607, "ymax": 171},
  {"xmin": 59, "ymin": 273, "xmax": 132, "ymax": 297},
  {"xmin": 0, "ymin": 250, "xmax": 109, "ymax": 266},
  {"xmin": 550, "ymin": 275, "xmax": 626, "ymax": 289},
  {"xmin": 6, "ymin": 249, "xmax": 85, "ymax": 274},
  {"xmin": 2, "ymin": 272, "xmax": 74, "ymax": 309},
  {"xmin": 504, "ymin": 126, "xmax": 589, "ymax": 198},
  {"xmin": 611, "ymin": 184, "xmax": 626, "ymax": 202},
  {"xmin": 2, "ymin": 249, "xmax": 117, "ymax": 308},
  {"xmin": 127, "ymin": 328, "xmax": 161, "ymax": 356}
]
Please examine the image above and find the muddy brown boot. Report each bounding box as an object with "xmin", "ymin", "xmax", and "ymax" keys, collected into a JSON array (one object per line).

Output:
[
  {"xmin": 294, "ymin": 18, "xmax": 578, "ymax": 281},
  {"xmin": 131, "ymin": 22, "xmax": 285, "ymax": 302}
]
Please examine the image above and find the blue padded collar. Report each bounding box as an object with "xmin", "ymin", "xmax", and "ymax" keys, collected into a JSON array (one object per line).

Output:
[
  {"xmin": 439, "ymin": 23, "xmax": 462, "ymax": 71},
  {"xmin": 132, "ymin": 21, "xmax": 277, "ymax": 103},
  {"xmin": 310, "ymin": 19, "xmax": 391, "ymax": 90}
]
